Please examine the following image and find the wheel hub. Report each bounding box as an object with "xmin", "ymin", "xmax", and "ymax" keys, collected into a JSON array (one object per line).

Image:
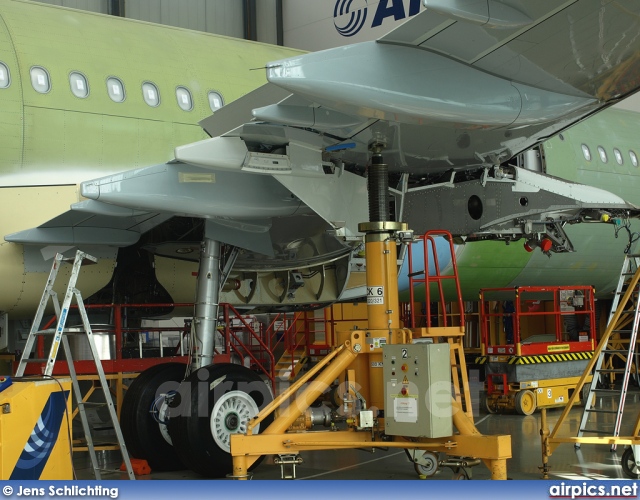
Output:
[{"xmin": 210, "ymin": 390, "xmax": 260, "ymax": 452}]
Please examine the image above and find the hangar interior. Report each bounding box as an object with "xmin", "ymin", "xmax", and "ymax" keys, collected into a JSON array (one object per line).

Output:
[{"xmin": 1, "ymin": 0, "xmax": 640, "ymax": 483}]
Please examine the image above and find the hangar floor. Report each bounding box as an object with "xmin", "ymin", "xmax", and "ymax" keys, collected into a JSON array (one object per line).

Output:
[{"xmin": 73, "ymin": 375, "xmax": 640, "ymax": 481}]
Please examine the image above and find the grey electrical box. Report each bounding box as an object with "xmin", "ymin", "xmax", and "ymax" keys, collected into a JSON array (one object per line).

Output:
[{"xmin": 383, "ymin": 343, "xmax": 452, "ymax": 438}]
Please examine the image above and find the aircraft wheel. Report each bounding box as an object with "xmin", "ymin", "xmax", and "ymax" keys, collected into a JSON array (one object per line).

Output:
[
  {"xmin": 514, "ymin": 390, "xmax": 536, "ymax": 415},
  {"xmin": 621, "ymin": 448, "xmax": 640, "ymax": 479},
  {"xmin": 121, "ymin": 362, "xmax": 187, "ymax": 471},
  {"xmin": 168, "ymin": 363, "xmax": 274, "ymax": 478}
]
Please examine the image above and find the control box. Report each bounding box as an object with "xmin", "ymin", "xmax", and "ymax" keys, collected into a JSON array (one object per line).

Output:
[{"xmin": 383, "ymin": 343, "xmax": 452, "ymax": 438}]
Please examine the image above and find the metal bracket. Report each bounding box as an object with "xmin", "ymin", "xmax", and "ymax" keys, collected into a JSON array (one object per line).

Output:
[
  {"xmin": 274, "ymin": 454, "xmax": 303, "ymax": 479},
  {"xmin": 1, "ymin": 403, "xmax": 10, "ymax": 414}
]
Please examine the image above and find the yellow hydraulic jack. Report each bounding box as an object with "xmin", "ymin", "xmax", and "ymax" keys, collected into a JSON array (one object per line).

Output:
[{"xmin": 230, "ymin": 146, "xmax": 511, "ymax": 480}]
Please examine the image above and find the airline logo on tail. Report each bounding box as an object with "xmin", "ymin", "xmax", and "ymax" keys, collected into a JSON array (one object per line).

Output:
[{"xmin": 333, "ymin": 0, "xmax": 423, "ymax": 37}]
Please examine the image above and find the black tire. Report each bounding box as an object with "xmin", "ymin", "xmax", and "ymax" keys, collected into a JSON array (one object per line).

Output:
[
  {"xmin": 622, "ymin": 448, "xmax": 640, "ymax": 479},
  {"xmin": 168, "ymin": 363, "xmax": 274, "ymax": 478},
  {"xmin": 121, "ymin": 362, "xmax": 187, "ymax": 471}
]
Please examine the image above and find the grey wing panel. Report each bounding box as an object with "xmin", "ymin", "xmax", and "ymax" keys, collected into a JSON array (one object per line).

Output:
[
  {"xmin": 5, "ymin": 204, "xmax": 172, "ymax": 246},
  {"xmin": 199, "ymin": 83, "xmax": 292, "ymax": 138},
  {"xmin": 380, "ymin": 0, "xmax": 640, "ymax": 100}
]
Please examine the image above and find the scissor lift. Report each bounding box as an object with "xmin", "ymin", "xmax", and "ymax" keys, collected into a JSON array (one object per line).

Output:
[{"xmin": 477, "ymin": 286, "xmax": 596, "ymax": 415}]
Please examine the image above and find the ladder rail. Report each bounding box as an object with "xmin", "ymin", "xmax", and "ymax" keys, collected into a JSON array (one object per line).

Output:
[
  {"xmin": 612, "ymin": 289, "xmax": 640, "ymax": 439},
  {"xmin": 43, "ymin": 255, "xmax": 88, "ymax": 377},
  {"xmin": 14, "ymin": 251, "xmax": 135, "ymax": 479},
  {"xmin": 15, "ymin": 254, "xmax": 64, "ymax": 377},
  {"xmin": 74, "ymin": 291, "xmax": 135, "ymax": 479},
  {"xmin": 572, "ymin": 255, "xmax": 640, "ymax": 447},
  {"xmin": 551, "ymin": 255, "xmax": 640, "ymax": 441}
]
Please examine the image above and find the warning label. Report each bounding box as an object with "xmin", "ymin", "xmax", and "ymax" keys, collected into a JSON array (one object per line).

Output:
[
  {"xmin": 366, "ymin": 286, "xmax": 384, "ymax": 305},
  {"xmin": 394, "ymin": 397, "xmax": 418, "ymax": 423},
  {"xmin": 547, "ymin": 344, "xmax": 570, "ymax": 352}
]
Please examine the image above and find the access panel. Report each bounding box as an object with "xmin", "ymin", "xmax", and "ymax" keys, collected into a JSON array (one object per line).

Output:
[{"xmin": 383, "ymin": 343, "xmax": 452, "ymax": 438}]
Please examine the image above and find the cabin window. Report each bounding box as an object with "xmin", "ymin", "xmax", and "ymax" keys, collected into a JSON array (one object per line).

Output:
[
  {"xmin": 208, "ymin": 91, "xmax": 224, "ymax": 112},
  {"xmin": 30, "ymin": 66, "xmax": 51, "ymax": 93},
  {"xmin": 613, "ymin": 148, "xmax": 624, "ymax": 165},
  {"xmin": 142, "ymin": 81, "xmax": 160, "ymax": 107},
  {"xmin": 69, "ymin": 72, "xmax": 89, "ymax": 98},
  {"xmin": 631, "ymin": 150, "xmax": 639, "ymax": 168},
  {"xmin": 0, "ymin": 62, "xmax": 10, "ymax": 88},
  {"xmin": 176, "ymin": 86, "xmax": 192, "ymax": 111},
  {"xmin": 581, "ymin": 144, "xmax": 591, "ymax": 162},
  {"xmin": 597, "ymin": 146, "xmax": 608, "ymax": 163},
  {"xmin": 107, "ymin": 77, "xmax": 125, "ymax": 102}
]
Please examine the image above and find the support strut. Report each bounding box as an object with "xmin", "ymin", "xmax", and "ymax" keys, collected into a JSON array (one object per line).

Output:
[{"xmin": 193, "ymin": 238, "xmax": 221, "ymax": 368}]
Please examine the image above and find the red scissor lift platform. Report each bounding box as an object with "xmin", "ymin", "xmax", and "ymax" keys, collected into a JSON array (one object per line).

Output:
[{"xmin": 477, "ymin": 285, "xmax": 596, "ymax": 415}]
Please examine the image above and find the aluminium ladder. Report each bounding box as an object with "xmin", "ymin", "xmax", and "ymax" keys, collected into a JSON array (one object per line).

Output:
[
  {"xmin": 15, "ymin": 251, "xmax": 135, "ymax": 479},
  {"xmin": 576, "ymin": 253, "xmax": 640, "ymax": 450}
]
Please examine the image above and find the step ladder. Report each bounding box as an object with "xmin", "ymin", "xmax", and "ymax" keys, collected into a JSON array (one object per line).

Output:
[
  {"xmin": 576, "ymin": 253, "xmax": 640, "ymax": 450},
  {"xmin": 15, "ymin": 251, "xmax": 135, "ymax": 479}
]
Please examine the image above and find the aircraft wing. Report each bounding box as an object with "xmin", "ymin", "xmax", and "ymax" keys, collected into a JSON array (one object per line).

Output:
[
  {"xmin": 192, "ymin": 0, "xmax": 640, "ymax": 176},
  {"xmin": 168, "ymin": 0, "xmax": 640, "ymax": 254}
]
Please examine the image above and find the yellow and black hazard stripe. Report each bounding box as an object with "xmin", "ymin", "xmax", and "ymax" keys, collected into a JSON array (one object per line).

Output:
[
  {"xmin": 475, "ymin": 356, "xmax": 488, "ymax": 365},
  {"xmin": 508, "ymin": 351, "xmax": 593, "ymax": 365}
]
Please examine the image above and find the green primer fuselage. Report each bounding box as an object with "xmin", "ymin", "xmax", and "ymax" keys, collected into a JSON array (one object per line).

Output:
[{"xmin": 403, "ymin": 105, "xmax": 640, "ymax": 301}]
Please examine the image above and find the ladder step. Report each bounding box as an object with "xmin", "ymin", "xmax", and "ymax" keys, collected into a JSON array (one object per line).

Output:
[
  {"xmin": 592, "ymin": 388, "xmax": 623, "ymax": 393},
  {"xmin": 598, "ymin": 369, "xmax": 628, "ymax": 373},
  {"xmin": 580, "ymin": 428, "xmax": 614, "ymax": 434},
  {"xmin": 23, "ymin": 358, "xmax": 49, "ymax": 363},
  {"xmin": 602, "ymin": 349, "xmax": 631, "ymax": 353},
  {"xmin": 77, "ymin": 401, "xmax": 106, "ymax": 407},
  {"xmin": 585, "ymin": 408, "xmax": 618, "ymax": 414},
  {"xmin": 34, "ymin": 328, "xmax": 86, "ymax": 335}
]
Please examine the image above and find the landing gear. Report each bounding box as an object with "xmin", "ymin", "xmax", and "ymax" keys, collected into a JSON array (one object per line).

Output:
[
  {"xmin": 121, "ymin": 363, "xmax": 187, "ymax": 471},
  {"xmin": 168, "ymin": 363, "xmax": 274, "ymax": 478}
]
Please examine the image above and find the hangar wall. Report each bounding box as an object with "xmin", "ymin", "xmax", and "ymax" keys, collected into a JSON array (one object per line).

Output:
[{"xmin": 30, "ymin": 0, "xmax": 279, "ymax": 43}]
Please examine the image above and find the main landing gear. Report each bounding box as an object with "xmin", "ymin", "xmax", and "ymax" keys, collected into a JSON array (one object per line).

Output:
[{"xmin": 121, "ymin": 237, "xmax": 275, "ymax": 477}]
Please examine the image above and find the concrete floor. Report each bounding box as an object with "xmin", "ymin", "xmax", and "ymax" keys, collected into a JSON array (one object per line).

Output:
[{"xmin": 73, "ymin": 378, "xmax": 640, "ymax": 481}]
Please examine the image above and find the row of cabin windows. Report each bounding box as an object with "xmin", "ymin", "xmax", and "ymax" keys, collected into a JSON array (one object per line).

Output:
[
  {"xmin": 0, "ymin": 61, "xmax": 224, "ymax": 112},
  {"xmin": 581, "ymin": 143, "xmax": 639, "ymax": 168}
]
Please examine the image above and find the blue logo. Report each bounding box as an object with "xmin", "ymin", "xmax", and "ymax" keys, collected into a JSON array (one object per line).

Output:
[
  {"xmin": 10, "ymin": 390, "xmax": 69, "ymax": 479},
  {"xmin": 334, "ymin": 0, "xmax": 423, "ymax": 37},
  {"xmin": 334, "ymin": 0, "xmax": 368, "ymax": 37}
]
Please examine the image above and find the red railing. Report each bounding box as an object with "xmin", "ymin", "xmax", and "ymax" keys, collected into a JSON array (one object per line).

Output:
[
  {"xmin": 218, "ymin": 303, "xmax": 275, "ymax": 392},
  {"xmin": 20, "ymin": 302, "xmax": 276, "ymax": 392},
  {"xmin": 407, "ymin": 230, "xmax": 464, "ymax": 329},
  {"xmin": 479, "ymin": 286, "xmax": 596, "ymax": 357}
]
